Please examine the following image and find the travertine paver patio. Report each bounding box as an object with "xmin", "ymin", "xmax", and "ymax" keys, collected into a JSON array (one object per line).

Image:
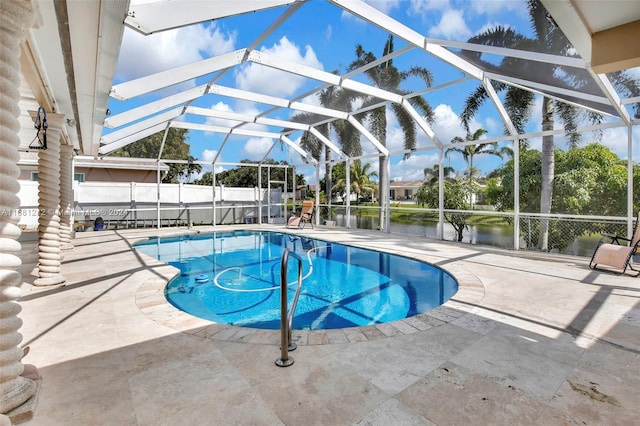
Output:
[{"xmin": 15, "ymin": 225, "xmax": 640, "ymax": 425}]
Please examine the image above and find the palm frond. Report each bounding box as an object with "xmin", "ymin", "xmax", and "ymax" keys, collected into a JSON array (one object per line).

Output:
[
  {"xmin": 391, "ymin": 103, "xmax": 417, "ymax": 157},
  {"xmin": 461, "ymin": 85, "xmax": 491, "ymax": 132},
  {"xmin": 399, "ymin": 66, "xmax": 434, "ymax": 87},
  {"xmin": 409, "ymin": 95, "xmax": 435, "ymax": 124},
  {"xmin": 609, "ymin": 70, "xmax": 640, "ymax": 119},
  {"xmin": 503, "ymin": 87, "xmax": 534, "ymax": 135},
  {"xmin": 368, "ymin": 106, "xmax": 387, "ymax": 146}
]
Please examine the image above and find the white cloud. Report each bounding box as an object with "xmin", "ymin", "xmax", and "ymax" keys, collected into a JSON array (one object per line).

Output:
[
  {"xmin": 115, "ymin": 23, "xmax": 236, "ymax": 82},
  {"xmin": 408, "ymin": 0, "xmax": 475, "ymax": 44},
  {"xmin": 385, "ymin": 109, "xmax": 405, "ymax": 152},
  {"xmin": 432, "ymin": 104, "xmax": 475, "ymax": 144},
  {"xmin": 365, "ymin": 0, "xmax": 401, "ymax": 13},
  {"xmin": 385, "ymin": 125, "xmax": 406, "ymax": 152},
  {"xmin": 325, "ymin": 24, "xmax": 333, "ymax": 41},
  {"xmin": 200, "ymin": 102, "xmax": 274, "ymax": 137},
  {"xmin": 194, "ymin": 149, "xmax": 225, "ymax": 177},
  {"xmin": 203, "ymin": 102, "xmax": 237, "ymax": 128},
  {"xmin": 301, "ymin": 92, "xmax": 322, "ymax": 107},
  {"xmin": 594, "ymin": 126, "xmax": 640, "ymax": 162},
  {"xmin": 202, "ymin": 149, "xmax": 219, "ymax": 163},
  {"xmin": 241, "ymin": 137, "xmax": 275, "ymax": 160},
  {"xmin": 484, "ymin": 117, "xmax": 500, "ymax": 134},
  {"xmin": 475, "ymin": 22, "xmax": 513, "ymax": 37},
  {"xmin": 342, "ymin": 0, "xmax": 400, "ymax": 20},
  {"xmin": 470, "ymin": 0, "xmax": 526, "ymax": 17},
  {"xmin": 428, "ymin": 9, "xmax": 472, "ymax": 40},
  {"xmin": 391, "ymin": 152, "xmax": 440, "ymax": 181},
  {"xmin": 409, "ymin": 0, "xmax": 450, "ymax": 16},
  {"xmin": 235, "ymin": 36, "xmax": 323, "ymax": 97}
]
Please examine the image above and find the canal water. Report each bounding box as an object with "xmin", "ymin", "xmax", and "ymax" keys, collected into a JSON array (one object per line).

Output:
[{"xmin": 334, "ymin": 214, "xmax": 599, "ymax": 257}]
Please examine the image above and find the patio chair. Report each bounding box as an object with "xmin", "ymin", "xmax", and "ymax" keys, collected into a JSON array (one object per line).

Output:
[
  {"xmin": 287, "ymin": 200, "xmax": 314, "ymax": 229},
  {"xmin": 589, "ymin": 212, "xmax": 640, "ymax": 276}
]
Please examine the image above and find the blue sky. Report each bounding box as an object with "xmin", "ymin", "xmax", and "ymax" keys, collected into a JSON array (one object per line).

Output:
[{"xmin": 107, "ymin": 0, "xmax": 639, "ymax": 184}]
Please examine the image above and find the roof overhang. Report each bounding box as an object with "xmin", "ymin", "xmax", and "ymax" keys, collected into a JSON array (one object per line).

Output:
[
  {"xmin": 541, "ymin": 0, "xmax": 640, "ymax": 73},
  {"xmin": 18, "ymin": 0, "xmax": 128, "ymax": 156}
]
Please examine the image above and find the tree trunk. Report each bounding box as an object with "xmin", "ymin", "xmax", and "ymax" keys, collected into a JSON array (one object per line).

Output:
[
  {"xmin": 378, "ymin": 156, "xmax": 388, "ymax": 231},
  {"xmin": 539, "ymin": 97, "xmax": 555, "ymax": 251},
  {"xmin": 325, "ymin": 146, "xmax": 332, "ymax": 200},
  {"xmin": 468, "ymin": 156, "xmax": 474, "ymax": 209}
]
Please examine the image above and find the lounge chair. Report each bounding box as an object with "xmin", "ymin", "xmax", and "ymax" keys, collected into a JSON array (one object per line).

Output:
[
  {"xmin": 589, "ymin": 212, "xmax": 640, "ymax": 276},
  {"xmin": 287, "ymin": 200, "xmax": 314, "ymax": 229}
]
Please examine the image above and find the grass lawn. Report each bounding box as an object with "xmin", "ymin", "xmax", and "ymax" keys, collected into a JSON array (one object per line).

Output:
[{"xmin": 341, "ymin": 203, "xmax": 513, "ymax": 228}]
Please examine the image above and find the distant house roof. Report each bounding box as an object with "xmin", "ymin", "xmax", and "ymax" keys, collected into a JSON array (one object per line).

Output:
[{"xmin": 389, "ymin": 180, "xmax": 424, "ymax": 189}]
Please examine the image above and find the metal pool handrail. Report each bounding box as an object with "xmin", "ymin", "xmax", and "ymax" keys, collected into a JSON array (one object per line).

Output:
[{"xmin": 276, "ymin": 248, "xmax": 303, "ymax": 367}]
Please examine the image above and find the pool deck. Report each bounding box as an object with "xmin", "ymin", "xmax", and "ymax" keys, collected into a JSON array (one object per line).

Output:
[{"xmin": 15, "ymin": 225, "xmax": 640, "ymax": 425}]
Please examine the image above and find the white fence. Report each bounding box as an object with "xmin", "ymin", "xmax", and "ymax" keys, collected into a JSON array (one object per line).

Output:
[{"xmin": 16, "ymin": 181, "xmax": 284, "ymax": 230}]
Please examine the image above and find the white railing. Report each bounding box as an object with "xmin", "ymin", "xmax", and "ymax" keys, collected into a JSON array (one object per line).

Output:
[
  {"xmin": 17, "ymin": 180, "xmax": 634, "ymax": 258},
  {"xmin": 16, "ymin": 181, "xmax": 283, "ymax": 229}
]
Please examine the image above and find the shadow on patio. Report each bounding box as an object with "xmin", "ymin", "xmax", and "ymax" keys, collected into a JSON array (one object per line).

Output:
[{"xmin": 17, "ymin": 226, "xmax": 640, "ymax": 425}]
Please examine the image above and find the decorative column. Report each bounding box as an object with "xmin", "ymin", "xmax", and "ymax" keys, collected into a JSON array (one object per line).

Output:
[
  {"xmin": 59, "ymin": 144, "xmax": 73, "ymax": 250},
  {"xmin": 33, "ymin": 113, "xmax": 66, "ymax": 286},
  {"xmin": 0, "ymin": 0, "xmax": 38, "ymax": 423}
]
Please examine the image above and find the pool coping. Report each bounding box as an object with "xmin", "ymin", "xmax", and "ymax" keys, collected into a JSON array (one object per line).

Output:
[{"xmin": 133, "ymin": 229, "xmax": 486, "ymax": 346}]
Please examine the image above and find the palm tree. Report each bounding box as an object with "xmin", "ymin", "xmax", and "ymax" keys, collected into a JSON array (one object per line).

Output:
[
  {"xmin": 333, "ymin": 160, "xmax": 378, "ymax": 205},
  {"xmin": 423, "ymin": 164, "xmax": 455, "ymax": 186},
  {"xmin": 446, "ymin": 128, "xmax": 504, "ymax": 208},
  {"xmin": 348, "ymin": 35, "xmax": 435, "ymax": 229},
  {"xmin": 460, "ymin": 0, "xmax": 606, "ymax": 250},
  {"xmin": 291, "ymin": 82, "xmax": 361, "ymax": 200}
]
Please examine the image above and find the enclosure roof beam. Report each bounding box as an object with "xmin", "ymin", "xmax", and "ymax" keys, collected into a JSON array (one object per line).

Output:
[
  {"xmin": 347, "ymin": 115, "xmax": 389, "ymax": 156},
  {"xmin": 124, "ymin": 0, "xmax": 299, "ymax": 35},
  {"xmin": 105, "ymin": 85, "xmax": 208, "ymax": 129},
  {"xmin": 428, "ymin": 38, "xmax": 587, "ymax": 70},
  {"xmin": 107, "ymin": 80, "xmax": 350, "ymax": 133},
  {"xmin": 400, "ymin": 100, "xmax": 442, "ymax": 147},
  {"xmin": 185, "ymin": 106, "xmax": 256, "ymax": 123},
  {"xmin": 98, "ymin": 123, "xmax": 167, "ymax": 155},
  {"xmin": 185, "ymin": 106, "xmax": 320, "ymax": 132},
  {"xmin": 260, "ymin": 141, "xmax": 279, "ymax": 164},
  {"xmin": 245, "ymin": 1, "xmax": 306, "ymax": 53},
  {"xmin": 329, "ymin": 0, "xmax": 483, "ymax": 80},
  {"xmin": 110, "ymin": 49, "xmax": 247, "ymax": 100},
  {"xmin": 208, "ymin": 84, "xmax": 287, "ymax": 108},
  {"xmin": 209, "ymin": 84, "xmax": 349, "ymax": 119},
  {"xmin": 247, "ymin": 51, "xmax": 404, "ymax": 104},
  {"xmin": 212, "ymin": 134, "xmax": 231, "ymax": 164},
  {"xmin": 308, "ymin": 127, "xmax": 345, "ymax": 157},
  {"xmin": 588, "ymin": 72, "xmax": 632, "ymax": 125},
  {"xmin": 486, "ymin": 72, "xmax": 611, "ymax": 107},
  {"xmin": 406, "ymin": 76, "xmax": 474, "ymax": 99},
  {"xmin": 100, "ymin": 107, "xmax": 185, "ymax": 144},
  {"xmin": 251, "ymin": 45, "xmax": 413, "ymax": 127},
  {"xmin": 248, "ymin": 50, "xmax": 341, "ymax": 85},
  {"xmin": 281, "ymin": 135, "xmax": 316, "ymax": 164},
  {"xmin": 483, "ymin": 76, "xmax": 518, "ymax": 138},
  {"xmin": 256, "ymin": 117, "xmax": 309, "ymax": 131},
  {"xmin": 172, "ymin": 121, "xmax": 281, "ymax": 139}
]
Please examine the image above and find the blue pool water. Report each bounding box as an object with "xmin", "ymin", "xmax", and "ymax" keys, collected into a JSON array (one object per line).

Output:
[{"xmin": 134, "ymin": 230, "xmax": 458, "ymax": 330}]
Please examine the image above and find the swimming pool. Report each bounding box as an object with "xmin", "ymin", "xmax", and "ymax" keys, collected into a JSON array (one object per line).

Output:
[{"xmin": 134, "ymin": 230, "xmax": 458, "ymax": 330}]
